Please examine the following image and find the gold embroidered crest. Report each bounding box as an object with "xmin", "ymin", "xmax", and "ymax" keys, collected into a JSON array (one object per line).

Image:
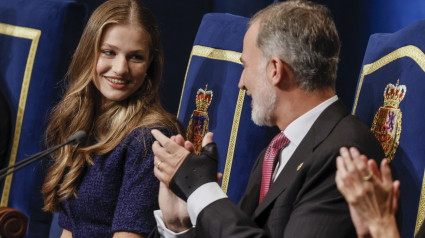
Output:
[
  {"xmin": 371, "ymin": 80, "xmax": 406, "ymax": 161},
  {"xmin": 186, "ymin": 85, "xmax": 213, "ymax": 154}
]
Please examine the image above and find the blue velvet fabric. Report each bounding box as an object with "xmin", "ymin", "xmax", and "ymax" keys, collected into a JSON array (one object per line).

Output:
[
  {"xmin": 59, "ymin": 127, "xmax": 163, "ymax": 237},
  {"xmin": 352, "ymin": 19, "xmax": 425, "ymax": 238},
  {"xmin": 177, "ymin": 13, "xmax": 278, "ymax": 204},
  {"xmin": 0, "ymin": 0, "xmax": 87, "ymax": 237}
]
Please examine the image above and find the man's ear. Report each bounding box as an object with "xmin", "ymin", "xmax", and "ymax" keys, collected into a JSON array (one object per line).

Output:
[{"xmin": 267, "ymin": 57, "xmax": 294, "ymax": 88}]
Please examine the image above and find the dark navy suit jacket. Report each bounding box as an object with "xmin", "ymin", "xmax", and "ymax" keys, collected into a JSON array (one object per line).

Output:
[{"xmin": 195, "ymin": 100, "xmax": 385, "ymax": 238}]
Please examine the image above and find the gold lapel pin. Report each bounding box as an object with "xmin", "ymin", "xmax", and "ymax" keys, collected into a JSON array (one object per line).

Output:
[{"xmin": 297, "ymin": 162, "xmax": 304, "ymax": 171}]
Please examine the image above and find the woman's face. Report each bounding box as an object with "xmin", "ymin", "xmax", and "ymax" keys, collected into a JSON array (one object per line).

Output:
[{"xmin": 93, "ymin": 23, "xmax": 151, "ymax": 103}]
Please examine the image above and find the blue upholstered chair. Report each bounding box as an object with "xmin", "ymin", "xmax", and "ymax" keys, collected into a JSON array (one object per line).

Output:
[
  {"xmin": 0, "ymin": 1, "xmax": 87, "ymax": 237},
  {"xmin": 352, "ymin": 19, "xmax": 425, "ymax": 238},
  {"xmin": 177, "ymin": 13, "xmax": 278, "ymax": 204}
]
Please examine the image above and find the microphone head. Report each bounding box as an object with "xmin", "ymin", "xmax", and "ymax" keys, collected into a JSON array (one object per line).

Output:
[{"xmin": 67, "ymin": 130, "xmax": 87, "ymax": 145}]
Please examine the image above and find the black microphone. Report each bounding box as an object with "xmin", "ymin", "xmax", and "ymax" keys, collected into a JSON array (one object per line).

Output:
[{"xmin": 0, "ymin": 130, "xmax": 87, "ymax": 180}]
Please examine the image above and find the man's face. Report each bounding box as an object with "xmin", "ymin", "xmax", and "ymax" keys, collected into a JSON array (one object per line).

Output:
[{"xmin": 239, "ymin": 21, "xmax": 276, "ymax": 126}]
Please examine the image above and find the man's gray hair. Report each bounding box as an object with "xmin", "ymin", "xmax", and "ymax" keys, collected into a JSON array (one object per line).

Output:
[{"xmin": 250, "ymin": 0, "xmax": 340, "ymax": 92}]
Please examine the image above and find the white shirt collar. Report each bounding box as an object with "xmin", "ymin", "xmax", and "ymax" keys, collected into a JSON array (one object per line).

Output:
[{"xmin": 283, "ymin": 95, "xmax": 338, "ymax": 147}]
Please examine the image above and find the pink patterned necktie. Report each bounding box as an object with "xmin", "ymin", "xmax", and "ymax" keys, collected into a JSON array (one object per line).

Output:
[{"xmin": 259, "ymin": 132, "xmax": 290, "ymax": 203}]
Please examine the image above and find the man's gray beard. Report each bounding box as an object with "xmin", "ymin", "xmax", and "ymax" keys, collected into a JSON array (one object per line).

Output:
[{"xmin": 251, "ymin": 79, "xmax": 276, "ymax": 127}]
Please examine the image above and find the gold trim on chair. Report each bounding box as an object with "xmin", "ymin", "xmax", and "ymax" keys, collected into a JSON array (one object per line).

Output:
[
  {"xmin": 0, "ymin": 23, "xmax": 41, "ymax": 207},
  {"xmin": 352, "ymin": 45, "xmax": 425, "ymax": 115},
  {"xmin": 177, "ymin": 45, "xmax": 243, "ymax": 193},
  {"xmin": 417, "ymin": 170, "xmax": 425, "ymax": 236},
  {"xmin": 352, "ymin": 44, "xmax": 425, "ymax": 235},
  {"xmin": 178, "ymin": 45, "xmax": 242, "ymax": 117},
  {"xmin": 221, "ymin": 89, "xmax": 245, "ymax": 193}
]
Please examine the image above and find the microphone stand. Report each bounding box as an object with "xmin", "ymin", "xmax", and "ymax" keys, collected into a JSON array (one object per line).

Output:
[
  {"xmin": 0, "ymin": 141, "xmax": 72, "ymax": 180},
  {"xmin": 0, "ymin": 130, "xmax": 86, "ymax": 180},
  {"xmin": 0, "ymin": 130, "xmax": 86, "ymax": 237}
]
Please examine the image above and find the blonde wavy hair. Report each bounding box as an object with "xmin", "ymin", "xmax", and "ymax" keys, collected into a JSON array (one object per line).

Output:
[{"xmin": 42, "ymin": 0, "xmax": 182, "ymax": 212}]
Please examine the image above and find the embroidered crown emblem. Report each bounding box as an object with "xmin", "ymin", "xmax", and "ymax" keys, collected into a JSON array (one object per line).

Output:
[
  {"xmin": 371, "ymin": 80, "xmax": 406, "ymax": 161},
  {"xmin": 195, "ymin": 85, "xmax": 213, "ymax": 112},
  {"xmin": 383, "ymin": 81, "xmax": 406, "ymax": 109},
  {"xmin": 187, "ymin": 84, "xmax": 213, "ymax": 154}
]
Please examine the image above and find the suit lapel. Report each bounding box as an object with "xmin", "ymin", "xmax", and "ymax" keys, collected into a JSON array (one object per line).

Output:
[
  {"xmin": 253, "ymin": 100, "xmax": 349, "ymax": 218},
  {"xmin": 239, "ymin": 149, "xmax": 266, "ymax": 216}
]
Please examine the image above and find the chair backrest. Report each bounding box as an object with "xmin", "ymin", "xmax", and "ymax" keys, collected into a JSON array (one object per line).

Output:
[
  {"xmin": 0, "ymin": 0, "xmax": 86, "ymax": 236},
  {"xmin": 352, "ymin": 19, "xmax": 425, "ymax": 238},
  {"xmin": 177, "ymin": 13, "xmax": 278, "ymax": 203}
]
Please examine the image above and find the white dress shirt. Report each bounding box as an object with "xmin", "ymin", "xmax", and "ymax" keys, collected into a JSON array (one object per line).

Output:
[{"xmin": 155, "ymin": 95, "xmax": 339, "ymax": 237}]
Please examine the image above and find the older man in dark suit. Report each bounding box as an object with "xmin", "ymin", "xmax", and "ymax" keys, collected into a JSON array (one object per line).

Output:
[{"xmin": 150, "ymin": 1, "xmax": 385, "ymax": 237}]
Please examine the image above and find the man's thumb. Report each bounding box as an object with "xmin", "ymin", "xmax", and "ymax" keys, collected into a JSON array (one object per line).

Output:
[{"xmin": 202, "ymin": 132, "xmax": 214, "ymax": 147}]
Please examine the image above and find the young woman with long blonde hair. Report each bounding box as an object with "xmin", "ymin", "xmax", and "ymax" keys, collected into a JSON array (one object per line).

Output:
[{"xmin": 42, "ymin": 0, "xmax": 182, "ymax": 237}]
